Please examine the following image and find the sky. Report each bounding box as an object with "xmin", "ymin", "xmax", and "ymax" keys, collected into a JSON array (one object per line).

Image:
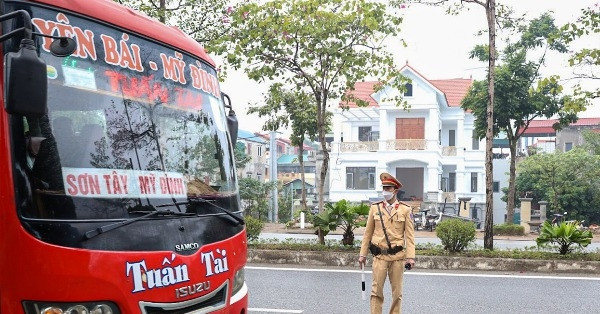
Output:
[{"xmin": 217, "ymin": 0, "xmax": 600, "ymax": 136}]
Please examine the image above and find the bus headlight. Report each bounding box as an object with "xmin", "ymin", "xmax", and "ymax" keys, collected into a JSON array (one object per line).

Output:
[
  {"xmin": 22, "ymin": 301, "xmax": 119, "ymax": 314},
  {"xmin": 232, "ymin": 267, "xmax": 245, "ymax": 295}
]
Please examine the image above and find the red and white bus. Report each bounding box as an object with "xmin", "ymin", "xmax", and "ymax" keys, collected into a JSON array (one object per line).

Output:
[{"xmin": 0, "ymin": 0, "xmax": 248, "ymax": 313}]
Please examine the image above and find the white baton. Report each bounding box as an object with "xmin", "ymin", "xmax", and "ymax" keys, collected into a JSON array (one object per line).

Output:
[{"xmin": 361, "ymin": 264, "xmax": 366, "ymax": 300}]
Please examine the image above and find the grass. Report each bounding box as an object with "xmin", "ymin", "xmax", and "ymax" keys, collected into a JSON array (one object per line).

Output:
[{"xmin": 249, "ymin": 239, "xmax": 600, "ymax": 261}]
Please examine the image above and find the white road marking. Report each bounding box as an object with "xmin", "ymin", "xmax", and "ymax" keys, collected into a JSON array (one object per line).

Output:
[
  {"xmin": 246, "ymin": 266, "xmax": 600, "ymax": 281},
  {"xmin": 248, "ymin": 308, "xmax": 303, "ymax": 313}
]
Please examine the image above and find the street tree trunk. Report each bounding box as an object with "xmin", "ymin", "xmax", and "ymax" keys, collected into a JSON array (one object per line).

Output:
[
  {"xmin": 158, "ymin": 0, "xmax": 166, "ymax": 23},
  {"xmin": 483, "ymin": 0, "xmax": 496, "ymax": 250},
  {"xmin": 314, "ymin": 91, "xmax": 327, "ymax": 244}
]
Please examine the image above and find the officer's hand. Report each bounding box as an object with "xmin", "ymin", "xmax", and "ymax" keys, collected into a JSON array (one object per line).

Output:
[
  {"xmin": 405, "ymin": 258, "xmax": 415, "ymax": 268},
  {"xmin": 358, "ymin": 256, "xmax": 366, "ymax": 268}
]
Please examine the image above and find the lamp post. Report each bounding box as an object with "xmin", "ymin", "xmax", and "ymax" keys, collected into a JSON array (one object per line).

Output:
[{"xmin": 269, "ymin": 130, "xmax": 278, "ymax": 222}]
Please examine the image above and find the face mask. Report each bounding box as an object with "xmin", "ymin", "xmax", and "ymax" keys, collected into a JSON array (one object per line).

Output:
[{"xmin": 382, "ymin": 190, "xmax": 395, "ymax": 201}]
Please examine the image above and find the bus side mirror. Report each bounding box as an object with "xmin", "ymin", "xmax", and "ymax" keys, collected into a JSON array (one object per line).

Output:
[
  {"xmin": 222, "ymin": 93, "xmax": 238, "ymax": 143},
  {"xmin": 4, "ymin": 38, "xmax": 47, "ymax": 117},
  {"xmin": 227, "ymin": 110, "xmax": 238, "ymax": 143}
]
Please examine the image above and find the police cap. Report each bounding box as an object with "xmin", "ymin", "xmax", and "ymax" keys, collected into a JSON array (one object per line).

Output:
[{"xmin": 380, "ymin": 172, "xmax": 402, "ymax": 189}]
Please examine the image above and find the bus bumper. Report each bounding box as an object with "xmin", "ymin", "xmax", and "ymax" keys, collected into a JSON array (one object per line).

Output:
[{"xmin": 228, "ymin": 281, "xmax": 248, "ymax": 313}]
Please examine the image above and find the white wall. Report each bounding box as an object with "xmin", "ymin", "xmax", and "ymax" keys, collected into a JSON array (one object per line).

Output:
[{"xmin": 493, "ymin": 158, "xmax": 510, "ymax": 225}]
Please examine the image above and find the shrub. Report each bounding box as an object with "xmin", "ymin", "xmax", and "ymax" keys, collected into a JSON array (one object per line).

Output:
[
  {"xmin": 435, "ymin": 219, "xmax": 476, "ymax": 253},
  {"xmin": 323, "ymin": 199, "xmax": 370, "ymax": 246},
  {"xmin": 536, "ymin": 221, "xmax": 593, "ymax": 255},
  {"xmin": 245, "ymin": 216, "xmax": 264, "ymax": 242},
  {"xmin": 493, "ymin": 224, "xmax": 525, "ymax": 236}
]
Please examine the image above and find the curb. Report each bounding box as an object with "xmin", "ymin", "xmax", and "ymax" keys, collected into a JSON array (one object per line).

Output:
[{"xmin": 248, "ymin": 249, "xmax": 600, "ymax": 275}]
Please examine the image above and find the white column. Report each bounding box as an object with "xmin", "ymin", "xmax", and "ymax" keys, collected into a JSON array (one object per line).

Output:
[
  {"xmin": 456, "ymin": 118, "xmax": 464, "ymax": 150},
  {"xmin": 427, "ymin": 165, "xmax": 439, "ymax": 192},
  {"xmin": 379, "ymin": 108, "xmax": 388, "ymax": 151},
  {"xmin": 428, "ymin": 108, "xmax": 439, "ymax": 149},
  {"xmin": 333, "ymin": 111, "xmax": 342, "ymax": 142},
  {"xmin": 456, "ymin": 164, "xmax": 465, "ymax": 197}
]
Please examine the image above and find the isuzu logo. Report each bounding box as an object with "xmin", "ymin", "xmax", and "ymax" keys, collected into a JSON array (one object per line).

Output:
[{"xmin": 175, "ymin": 242, "xmax": 200, "ymax": 252}]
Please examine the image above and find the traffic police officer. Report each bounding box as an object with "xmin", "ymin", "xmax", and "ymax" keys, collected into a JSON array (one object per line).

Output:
[{"xmin": 358, "ymin": 172, "xmax": 415, "ymax": 314}]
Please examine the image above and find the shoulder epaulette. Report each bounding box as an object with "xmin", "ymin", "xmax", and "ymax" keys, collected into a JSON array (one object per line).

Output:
[
  {"xmin": 398, "ymin": 201, "xmax": 412, "ymax": 207},
  {"xmin": 370, "ymin": 200, "xmax": 384, "ymax": 205}
]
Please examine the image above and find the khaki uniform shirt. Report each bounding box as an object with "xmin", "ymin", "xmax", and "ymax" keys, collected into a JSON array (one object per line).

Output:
[{"xmin": 360, "ymin": 199, "xmax": 415, "ymax": 260}]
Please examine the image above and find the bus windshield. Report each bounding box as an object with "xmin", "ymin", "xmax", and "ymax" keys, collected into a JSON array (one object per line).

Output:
[{"xmin": 9, "ymin": 3, "xmax": 239, "ymax": 222}]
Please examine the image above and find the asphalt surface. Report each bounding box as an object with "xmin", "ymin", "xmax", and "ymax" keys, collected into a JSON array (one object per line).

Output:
[{"xmin": 246, "ymin": 264, "xmax": 600, "ymax": 314}]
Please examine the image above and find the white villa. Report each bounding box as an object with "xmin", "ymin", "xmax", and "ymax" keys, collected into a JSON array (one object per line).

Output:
[{"xmin": 328, "ymin": 65, "xmax": 487, "ymax": 220}]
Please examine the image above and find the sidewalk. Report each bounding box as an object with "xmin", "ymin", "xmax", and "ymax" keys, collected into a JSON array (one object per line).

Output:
[{"xmin": 262, "ymin": 223, "xmax": 600, "ymax": 242}]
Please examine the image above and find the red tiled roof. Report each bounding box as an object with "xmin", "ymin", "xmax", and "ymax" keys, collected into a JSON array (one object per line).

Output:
[
  {"xmin": 571, "ymin": 118, "xmax": 600, "ymax": 126},
  {"xmin": 429, "ymin": 78, "xmax": 473, "ymax": 107},
  {"xmin": 340, "ymin": 81, "xmax": 379, "ymax": 108},
  {"xmin": 339, "ymin": 68, "xmax": 472, "ymax": 108},
  {"xmin": 521, "ymin": 118, "xmax": 600, "ymax": 134}
]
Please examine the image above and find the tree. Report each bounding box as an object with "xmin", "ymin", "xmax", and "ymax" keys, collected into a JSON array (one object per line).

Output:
[
  {"xmin": 239, "ymin": 177, "xmax": 277, "ymax": 221},
  {"xmin": 248, "ymin": 83, "xmax": 322, "ymax": 214},
  {"xmin": 583, "ymin": 130, "xmax": 600, "ymax": 155},
  {"xmin": 536, "ymin": 221, "xmax": 593, "ymax": 255},
  {"xmin": 234, "ymin": 141, "xmax": 252, "ymax": 171},
  {"xmin": 514, "ymin": 149, "xmax": 600, "ymax": 224},
  {"xmin": 559, "ymin": 4, "xmax": 600, "ymax": 100},
  {"xmin": 461, "ymin": 13, "xmax": 587, "ymax": 226},
  {"xmin": 395, "ymin": 0, "xmax": 498, "ymax": 250},
  {"xmin": 326, "ymin": 200, "xmax": 369, "ymax": 246},
  {"xmin": 211, "ymin": 0, "xmax": 407, "ymax": 244},
  {"xmin": 114, "ymin": 0, "xmax": 230, "ymax": 44}
]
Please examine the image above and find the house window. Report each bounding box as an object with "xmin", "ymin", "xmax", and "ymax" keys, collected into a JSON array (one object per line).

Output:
[
  {"xmin": 368, "ymin": 172, "xmax": 376, "ymax": 189},
  {"xmin": 449, "ymin": 130, "xmax": 456, "ymax": 147},
  {"xmin": 359, "ymin": 127, "xmax": 372, "ymax": 142},
  {"xmin": 471, "ymin": 172, "xmax": 478, "ymax": 192},
  {"xmin": 493, "ymin": 181, "xmax": 500, "ymax": 193},
  {"xmin": 565, "ymin": 142, "xmax": 573, "ymax": 151},
  {"xmin": 369, "ymin": 131, "xmax": 380, "ymax": 141},
  {"xmin": 257, "ymin": 146, "xmax": 262, "ymax": 156},
  {"xmin": 346, "ymin": 173, "xmax": 353, "ymax": 189},
  {"xmin": 449, "ymin": 173, "xmax": 456, "ymax": 192},
  {"xmin": 247, "ymin": 143, "xmax": 252, "ymax": 153},
  {"xmin": 472, "ymin": 130, "xmax": 479, "ymax": 150},
  {"xmin": 346, "ymin": 167, "xmax": 376, "ymax": 190},
  {"xmin": 404, "ymin": 83, "xmax": 413, "ymax": 96}
]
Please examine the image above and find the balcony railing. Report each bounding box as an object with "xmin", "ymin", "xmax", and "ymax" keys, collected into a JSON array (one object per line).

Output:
[
  {"xmin": 442, "ymin": 146, "xmax": 457, "ymax": 156},
  {"xmin": 386, "ymin": 139, "xmax": 426, "ymax": 150},
  {"xmin": 340, "ymin": 141, "xmax": 379, "ymax": 152},
  {"xmin": 442, "ymin": 192, "xmax": 456, "ymax": 202}
]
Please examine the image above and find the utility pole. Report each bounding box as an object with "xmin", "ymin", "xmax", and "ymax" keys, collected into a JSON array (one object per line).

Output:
[{"xmin": 270, "ymin": 130, "xmax": 278, "ymax": 222}]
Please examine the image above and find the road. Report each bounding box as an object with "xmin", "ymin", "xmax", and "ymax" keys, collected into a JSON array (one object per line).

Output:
[
  {"xmin": 259, "ymin": 233, "xmax": 600, "ymax": 252},
  {"xmin": 246, "ymin": 264, "xmax": 600, "ymax": 314}
]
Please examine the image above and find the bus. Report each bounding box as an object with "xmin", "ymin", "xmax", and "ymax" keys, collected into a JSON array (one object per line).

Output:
[{"xmin": 0, "ymin": 0, "xmax": 248, "ymax": 313}]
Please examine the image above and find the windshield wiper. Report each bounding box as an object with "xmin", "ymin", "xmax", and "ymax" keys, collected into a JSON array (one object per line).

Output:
[
  {"xmin": 157, "ymin": 197, "xmax": 245, "ymax": 225},
  {"xmin": 83, "ymin": 209, "xmax": 195, "ymax": 240}
]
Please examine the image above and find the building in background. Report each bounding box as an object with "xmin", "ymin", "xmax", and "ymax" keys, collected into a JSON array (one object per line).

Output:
[
  {"xmin": 329, "ymin": 64, "xmax": 486, "ymax": 220},
  {"xmin": 518, "ymin": 118, "xmax": 600, "ymax": 154},
  {"xmin": 237, "ymin": 129, "xmax": 268, "ymax": 181}
]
